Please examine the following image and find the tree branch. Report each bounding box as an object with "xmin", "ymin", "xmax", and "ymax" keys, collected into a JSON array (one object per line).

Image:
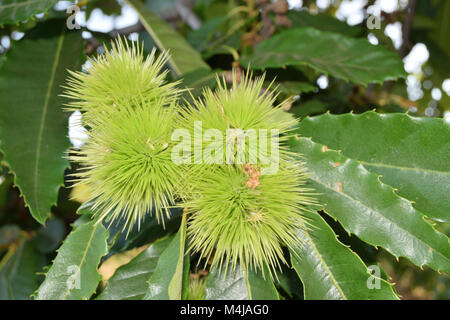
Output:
[{"xmin": 400, "ymin": 0, "xmax": 416, "ymax": 57}]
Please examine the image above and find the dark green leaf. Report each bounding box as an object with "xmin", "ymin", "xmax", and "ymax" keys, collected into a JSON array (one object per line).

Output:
[
  {"xmin": 290, "ymin": 210, "xmax": 398, "ymax": 300},
  {"xmin": 144, "ymin": 213, "xmax": 188, "ymax": 300},
  {"xmin": 145, "ymin": 0, "xmax": 176, "ymax": 14},
  {"xmin": 35, "ymin": 221, "xmax": 109, "ymax": 300},
  {"xmin": 205, "ymin": 266, "xmax": 279, "ymax": 300},
  {"xmin": 105, "ymin": 207, "xmax": 183, "ymax": 254},
  {"xmin": 96, "ymin": 236, "xmax": 173, "ymax": 300},
  {"xmin": 286, "ymin": 11, "xmax": 363, "ymax": 37},
  {"xmin": 32, "ymin": 218, "xmax": 65, "ymax": 253},
  {"xmin": 289, "ymin": 137, "xmax": 450, "ymax": 274},
  {"xmin": 187, "ymin": 16, "xmax": 226, "ymax": 52},
  {"xmin": 274, "ymin": 264, "xmax": 303, "ymax": 299},
  {"xmin": 429, "ymin": 0, "xmax": 450, "ymax": 57},
  {"xmin": 242, "ymin": 28, "xmax": 407, "ymax": 86},
  {"xmin": 77, "ymin": 202, "xmax": 182, "ymax": 254},
  {"xmin": 125, "ymin": 0, "xmax": 210, "ymax": 76},
  {"xmin": 0, "ymin": 20, "xmax": 84, "ymax": 224},
  {"xmin": 0, "ymin": 0, "xmax": 58, "ymax": 25},
  {"xmin": 297, "ymin": 111, "xmax": 450, "ymax": 222},
  {"xmin": 179, "ymin": 68, "xmax": 220, "ymax": 97}
]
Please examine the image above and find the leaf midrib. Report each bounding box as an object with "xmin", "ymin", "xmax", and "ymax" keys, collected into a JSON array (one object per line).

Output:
[
  {"xmin": 300, "ymin": 229, "xmax": 347, "ymax": 300},
  {"xmin": 362, "ymin": 161, "xmax": 450, "ymax": 176},
  {"xmin": 61, "ymin": 223, "xmax": 98, "ymax": 300}
]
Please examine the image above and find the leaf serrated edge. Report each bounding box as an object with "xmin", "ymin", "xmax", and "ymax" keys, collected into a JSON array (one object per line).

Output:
[
  {"xmin": 246, "ymin": 29, "xmax": 407, "ymax": 86},
  {"xmin": 0, "ymin": 0, "xmax": 56, "ymax": 26},
  {"xmin": 299, "ymin": 111, "xmax": 450, "ymax": 223},
  {"xmin": 0, "ymin": 23, "xmax": 71, "ymax": 225},
  {"xmin": 291, "ymin": 211, "xmax": 399, "ymax": 300},
  {"xmin": 295, "ymin": 137, "xmax": 450, "ymax": 274}
]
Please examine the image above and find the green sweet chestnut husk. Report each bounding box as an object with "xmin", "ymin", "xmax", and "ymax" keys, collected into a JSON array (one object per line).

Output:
[
  {"xmin": 63, "ymin": 37, "xmax": 180, "ymax": 127},
  {"xmin": 65, "ymin": 38, "xmax": 185, "ymax": 232},
  {"xmin": 70, "ymin": 98, "xmax": 185, "ymax": 231},
  {"xmin": 186, "ymin": 161, "xmax": 316, "ymax": 278},
  {"xmin": 176, "ymin": 71, "xmax": 298, "ymax": 168}
]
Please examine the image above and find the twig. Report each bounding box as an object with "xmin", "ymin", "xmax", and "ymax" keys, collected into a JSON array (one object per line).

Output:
[
  {"xmin": 400, "ymin": 0, "xmax": 416, "ymax": 57},
  {"xmin": 109, "ymin": 22, "xmax": 144, "ymax": 37}
]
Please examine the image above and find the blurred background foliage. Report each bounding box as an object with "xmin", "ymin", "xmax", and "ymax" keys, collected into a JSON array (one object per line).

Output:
[{"xmin": 0, "ymin": 0, "xmax": 448, "ymax": 299}]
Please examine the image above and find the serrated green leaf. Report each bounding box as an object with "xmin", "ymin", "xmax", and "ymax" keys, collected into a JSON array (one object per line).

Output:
[
  {"xmin": 290, "ymin": 210, "xmax": 398, "ymax": 300},
  {"xmin": 297, "ymin": 111, "xmax": 450, "ymax": 222},
  {"xmin": 241, "ymin": 28, "xmax": 407, "ymax": 86},
  {"xmin": 205, "ymin": 266, "xmax": 279, "ymax": 300},
  {"xmin": 35, "ymin": 221, "xmax": 109, "ymax": 300},
  {"xmin": 290, "ymin": 137, "xmax": 450, "ymax": 274},
  {"xmin": 144, "ymin": 213, "xmax": 188, "ymax": 300},
  {"xmin": 0, "ymin": 238, "xmax": 43, "ymax": 299},
  {"xmin": 125, "ymin": 0, "xmax": 210, "ymax": 76},
  {"xmin": 0, "ymin": 0, "xmax": 58, "ymax": 25},
  {"xmin": 286, "ymin": 11, "xmax": 363, "ymax": 37},
  {"xmin": 96, "ymin": 236, "xmax": 173, "ymax": 300},
  {"xmin": 0, "ymin": 20, "xmax": 84, "ymax": 224}
]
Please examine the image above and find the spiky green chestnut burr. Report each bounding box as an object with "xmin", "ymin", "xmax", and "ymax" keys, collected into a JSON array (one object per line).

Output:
[
  {"xmin": 186, "ymin": 163, "xmax": 315, "ymax": 277},
  {"xmin": 176, "ymin": 71, "xmax": 298, "ymax": 168},
  {"xmin": 65, "ymin": 39, "xmax": 184, "ymax": 231},
  {"xmin": 71, "ymin": 99, "xmax": 184, "ymax": 231},
  {"xmin": 63, "ymin": 37, "xmax": 179, "ymax": 127}
]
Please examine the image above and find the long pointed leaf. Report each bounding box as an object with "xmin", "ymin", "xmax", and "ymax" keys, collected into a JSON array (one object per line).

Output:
[
  {"xmin": 96, "ymin": 236, "xmax": 173, "ymax": 300},
  {"xmin": 0, "ymin": 0, "xmax": 58, "ymax": 25},
  {"xmin": 241, "ymin": 28, "xmax": 406, "ymax": 86},
  {"xmin": 297, "ymin": 111, "xmax": 450, "ymax": 222},
  {"xmin": 290, "ymin": 210, "xmax": 399, "ymax": 300},
  {"xmin": 205, "ymin": 266, "xmax": 279, "ymax": 300},
  {"xmin": 0, "ymin": 20, "xmax": 84, "ymax": 223},
  {"xmin": 35, "ymin": 221, "xmax": 109, "ymax": 300},
  {"xmin": 290, "ymin": 137, "xmax": 450, "ymax": 274},
  {"xmin": 125, "ymin": 0, "xmax": 210, "ymax": 76},
  {"xmin": 144, "ymin": 213, "xmax": 188, "ymax": 300}
]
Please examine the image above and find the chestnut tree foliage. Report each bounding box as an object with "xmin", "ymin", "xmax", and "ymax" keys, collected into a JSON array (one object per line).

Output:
[{"xmin": 0, "ymin": 0, "xmax": 449, "ymax": 300}]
